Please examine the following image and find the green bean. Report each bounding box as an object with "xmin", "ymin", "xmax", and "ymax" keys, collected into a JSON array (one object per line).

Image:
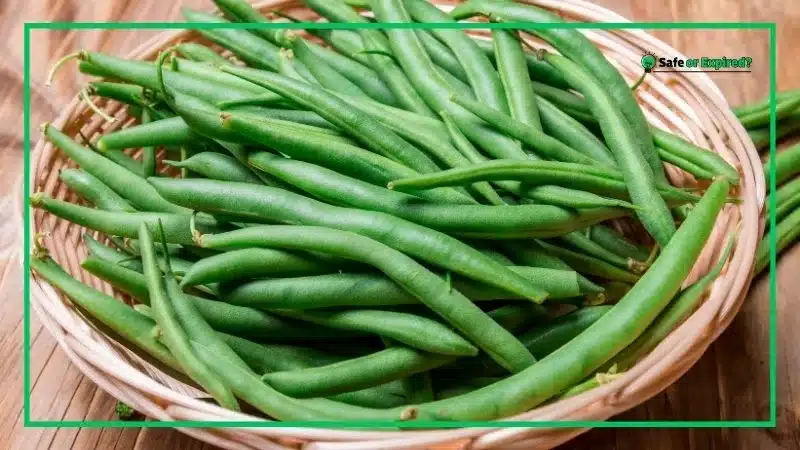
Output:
[
  {"xmin": 219, "ymin": 333, "xmax": 348, "ymax": 374},
  {"xmin": 520, "ymin": 185, "xmax": 636, "ymax": 210},
  {"xmin": 400, "ymin": 178, "xmax": 729, "ymax": 420},
  {"xmin": 272, "ymin": 309, "xmax": 477, "ymax": 357},
  {"xmin": 733, "ymin": 89, "xmax": 800, "ymax": 117},
  {"xmin": 80, "ymin": 52, "xmax": 271, "ymax": 105},
  {"xmin": 536, "ymin": 240, "xmax": 640, "ymax": 284},
  {"xmin": 97, "ymin": 117, "xmax": 196, "ymax": 151},
  {"xmin": 195, "ymin": 224, "xmax": 536, "ymax": 372},
  {"xmin": 102, "ymin": 150, "xmax": 145, "ymax": 177},
  {"xmin": 59, "ymin": 168, "xmax": 135, "ymax": 212},
  {"xmin": 440, "ymin": 306, "xmax": 612, "ymax": 378},
  {"xmin": 139, "ymin": 223, "xmax": 239, "ymax": 410},
  {"xmin": 87, "ymin": 81, "xmax": 150, "ymax": 108},
  {"xmin": 372, "ymin": 0, "xmax": 527, "ymax": 166},
  {"xmin": 652, "ymin": 128, "xmax": 740, "ymax": 184},
  {"xmin": 657, "ymin": 147, "xmax": 717, "ymax": 181},
  {"xmin": 450, "ymin": 93, "xmax": 607, "ymax": 167},
  {"xmin": 416, "ymin": 30, "xmax": 469, "ymax": 83},
  {"xmin": 31, "ymin": 255, "xmax": 183, "ymax": 376},
  {"xmin": 738, "ymin": 95, "xmax": 800, "ymax": 129},
  {"xmin": 388, "ymin": 160, "xmax": 700, "ymax": 205},
  {"xmin": 543, "ymin": 53, "xmax": 675, "ymax": 246},
  {"xmin": 163, "ymin": 152, "xmax": 262, "ymax": 184},
  {"xmin": 182, "ymin": 9, "xmax": 300, "ymax": 78},
  {"xmin": 404, "ymin": 0, "xmax": 510, "ymax": 114},
  {"xmin": 471, "ymin": 37, "xmax": 571, "ymax": 90},
  {"xmin": 558, "ymin": 232, "xmax": 641, "ymax": 271},
  {"xmin": 139, "ymin": 108, "xmax": 157, "ymax": 178},
  {"xmin": 224, "ymin": 105, "xmax": 339, "ymax": 131},
  {"xmin": 290, "ymin": 37, "xmax": 368, "ymax": 98},
  {"xmin": 220, "ymin": 113, "xmax": 473, "ymax": 205},
  {"xmin": 587, "ymin": 224, "xmax": 651, "ymax": 262},
  {"xmin": 81, "ymin": 256, "xmax": 366, "ymax": 342},
  {"xmin": 220, "ymin": 65, "xmax": 441, "ymax": 174},
  {"xmin": 222, "ymin": 266, "xmax": 584, "ymax": 310},
  {"xmin": 249, "ymin": 152, "xmax": 627, "ymax": 238},
  {"xmin": 304, "ymin": 0, "xmax": 436, "ymax": 117},
  {"xmin": 212, "ymin": 0, "xmax": 293, "ymax": 47},
  {"xmin": 772, "ymin": 178, "xmax": 800, "ymax": 222},
  {"xmin": 301, "ymin": 39, "xmax": 399, "ymax": 105},
  {"xmin": 755, "ymin": 206, "xmax": 800, "ymax": 275},
  {"xmin": 175, "ymin": 42, "xmax": 231, "ymax": 65},
  {"xmin": 83, "ymin": 234, "xmax": 141, "ymax": 270},
  {"xmin": 537, "ymin": 97, "xmax": 617, "ymax": 166},
  {"xmin": 765, "ymin": 142, "xmax": 800, "ymax": 187},
  {"xmin": 453, "ymin": 0, "xmax": 667, "ymax": 185},
  {"xmin": 493, "ymin": 29, "xmax": 541, "ymax": 130},
  {"xmin": 43, "ymin": 124, "xmax": 188, "ymax": 214},
  {"xmin": 610, "ymin": 235, "xmax": 734, "ymax": 371},
  {"xmin": 31, "ymin": 194, "xmax": 216, "ymax": 245},
  {"xmin": 486, "ymin": 303, "xmax": 549, "ymax": 335},
  {"xmin": 181, "ymin": 248, "xmax": 345, "ymax": 287},
  {"xmin": 262, "ymin": 345, "xmax": 451, "ymax": 399},
  {"xmin": 748, "ymin": 117, "xmax": 800, "ymax": 151}
]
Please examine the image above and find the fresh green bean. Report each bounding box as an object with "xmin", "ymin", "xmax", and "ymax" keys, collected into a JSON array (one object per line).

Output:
[
  {"xmin": 272, "ymin": 309, "xmax": 478, "ymax": 357},
  {"xmin": 493, "ymin": 29, "xmax": 542, "ymax": 130},
  {"xmin": 102, "ymin": 150, "xmax": 145, "ymax": 177},
  {"xmin": 765, "ymin": 142, "xmax": 800, "ymax": 187},
  {"xmin": 304, "ymin": 0, "xmax": 436, "ymax": 117},
  {"xmin": 755, "ymin": 206, "xmax": 800, "ymax": 275},
  {"xmin": 536, "ymin": 240, "xmax": 640, "ymax": 284},
  {"xmin": 196, "ymin": 224, "xmax": 536, "ymax": 372},
  {"xmin": 290, "ymin": 37, "xmax": 368, "ymax": 98},
  {"xmin": 59, "ymin": 168, "xmax": 135, "ymax": 212},
  {"xmin": 87, "ymin": 81, "xmax": 150, "ymax": 108},
  {"xmin": 81, "ymin": 256, "xmax": 366, "ymax": 341},
  {"xmin": 43, "ymin": 124, "xmax": 188, "ymax": 214},
  {"xmin": 416, "ymin": 30, "xmax": 469, "ymax": 83},
  {"xmin": 587, "ymin": 224, "xmax": 651, "ymax": 262},
  {"xmin": 610, "ymin": 235, "xmax": 734, "ymax": 371},
  {"xmin": 652, "ymin": 128, "xmax": 740, "ymax": 184},
  {"xmin": 222, "ymin": 265, "xmax": 584, "ymax": 310},
  {"xmin": 220, "ymin": 113, "xmax": 475, "ymax": 205},
  {"xmin": 558, "ymin": 231, "xmax": 641, "ymax": 272},
  {"xmin": 738, "ymin": 95, "xmax": 800, "ymax": 129},
  {"xmin": 372, "ymin": 0, "xmax": 528, "ymax": 165},
  {"xmin": 733, "ymin": 89, "xmax": 800, "ymax": 117},
  {"xmin": 748, "ymin": 117, "xmax": 800, "ymax": 151},
  {"xmin": 542, "ymin": 52, "xmax": 675, "ymax": 246},
  {"xmin": 97, "ymin": 117, "xmax": 196, "ymax": 151},
  {"xmin": 31, "ymin": 194, "xmax": 215, "ymax": 245},
  {"xmin": 520, "ymin": 185, "xmax": 636, "ymax": 210},
  {"xmin": 450, "ymin": 93, "xmax": 608, "ymax": 166},
  {"xmin": 388, "ymin": 160, "xmax": 700, "ymax": 205},
  {"xmin": 772, "ymin": 178, "xmax": 800, "ymax": 222},
  {"xmin": 139, "ymin": 223, "xmax": 239, "ymax": 410},
  {"xmin": 175, "ymin": 42, "xmax": 231, "ymax": 65},
  {"xmin": 31, "ymin": 255, "xmax": 182, "ymax": 375},
  {"xmin": 139, "ymin": 108, "xmax": 157, "ymax": 178},
  {"xmin": 83, "ymin": 234, "xmax": 141, "ymax": 270},
  {"xmin": 404, "ymin": 0, "xmax": 510, "ymax": 114},
  {"xmin": 399, "ymin": 178, "xmax": 729, "ymax": 420},
  {"xmin": 453, "ymin": 0, "xmax": 667, "ymax": 185},
  {"xmin": 219, "ymin": 334, "xmax": 348, "ymax": 374},
  {"xmin": 212, "ymin": 0, "xmax": 293, "ymax": 47},
  {"xmin": 471, "ymin": 37, "xmax": 571, "ymax": 90},
  {"xmin": 537, "ymin": 97, "xmax": 617, "ymax": 166},
  {"xmin": 220, "ymin": 65, "xmax": 441, "ymax": 174},
  {"xmin": 181, "ymin": 248, "xmax": 345, "ymax": 287},
  {"xmin": 249, "ymin": 152, "xmax": 627, "ymax": 238},
  {"xmin": 163, "ymin": 152, "xmax": 262, "ymax": 184}
]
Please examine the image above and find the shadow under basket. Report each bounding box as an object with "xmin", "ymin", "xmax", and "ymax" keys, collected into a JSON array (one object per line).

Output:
[{"xmin": 28, "ymin": 0, "xmax": 765, "ymax": 449}]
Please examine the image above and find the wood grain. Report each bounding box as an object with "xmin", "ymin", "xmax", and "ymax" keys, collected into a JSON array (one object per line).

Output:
[{"xmin": 1, "ymin": 0, "xmax": 798, "ymax": 448}]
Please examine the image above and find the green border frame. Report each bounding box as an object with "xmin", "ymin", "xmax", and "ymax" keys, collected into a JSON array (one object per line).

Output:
[{"xmin": 23, "ymin": 20, "xmax": 778, "ymax": 429}]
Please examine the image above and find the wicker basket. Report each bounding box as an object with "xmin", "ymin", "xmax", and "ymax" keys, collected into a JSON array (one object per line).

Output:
[{"xmin": 29, "ymin": 0, "xmax": 765, "ymax": 448}]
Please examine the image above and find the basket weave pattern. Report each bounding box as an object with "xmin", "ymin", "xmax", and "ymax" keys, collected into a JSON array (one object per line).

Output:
[{"xmin": 28, "ymin": 0, "xmax": 764, "ymax": 448}]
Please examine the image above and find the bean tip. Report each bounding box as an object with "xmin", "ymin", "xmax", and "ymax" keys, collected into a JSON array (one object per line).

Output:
[
  {"xmin": 386, "ymin": 182, "xmax": 396, "ymax": 190},
  {"xmin": 30, "ymin": 192, "xmax": 45, "ymax": 207},
  {"xmin": 399, "ymin": 407, "xmax": 418, "ymax": 421}
]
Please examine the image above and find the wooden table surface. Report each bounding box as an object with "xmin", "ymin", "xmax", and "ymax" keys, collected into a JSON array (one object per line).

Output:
[{"xmin": 1, "ymin": 0, "xmax": 799, "ymax": 449}]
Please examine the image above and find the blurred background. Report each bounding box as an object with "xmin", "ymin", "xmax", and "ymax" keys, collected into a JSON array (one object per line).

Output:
[{"xmin": 0, "ymin": 0, "xmax": 798, "ymax": 449}]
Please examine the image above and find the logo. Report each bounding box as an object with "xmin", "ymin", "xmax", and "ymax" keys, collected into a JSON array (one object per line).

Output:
[{"xmin": 639, "ymin": 51, "xmax": 752, "ymax": 73}]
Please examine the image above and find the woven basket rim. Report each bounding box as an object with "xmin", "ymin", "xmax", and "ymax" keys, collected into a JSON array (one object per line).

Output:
[{"xmin": 27, "ymin": 1, "xmax": 764, "ymax": 448}]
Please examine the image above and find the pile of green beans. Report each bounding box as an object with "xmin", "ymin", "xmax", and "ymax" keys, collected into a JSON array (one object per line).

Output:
[{"xmin": 33, "ymin": 0, "xmax": 773, "ymax": 423}]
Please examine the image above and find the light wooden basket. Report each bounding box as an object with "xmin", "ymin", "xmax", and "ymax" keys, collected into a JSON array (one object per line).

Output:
[{"xmin": 28, "ymin": 0, "xmax": 766, "ymax": 448}]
